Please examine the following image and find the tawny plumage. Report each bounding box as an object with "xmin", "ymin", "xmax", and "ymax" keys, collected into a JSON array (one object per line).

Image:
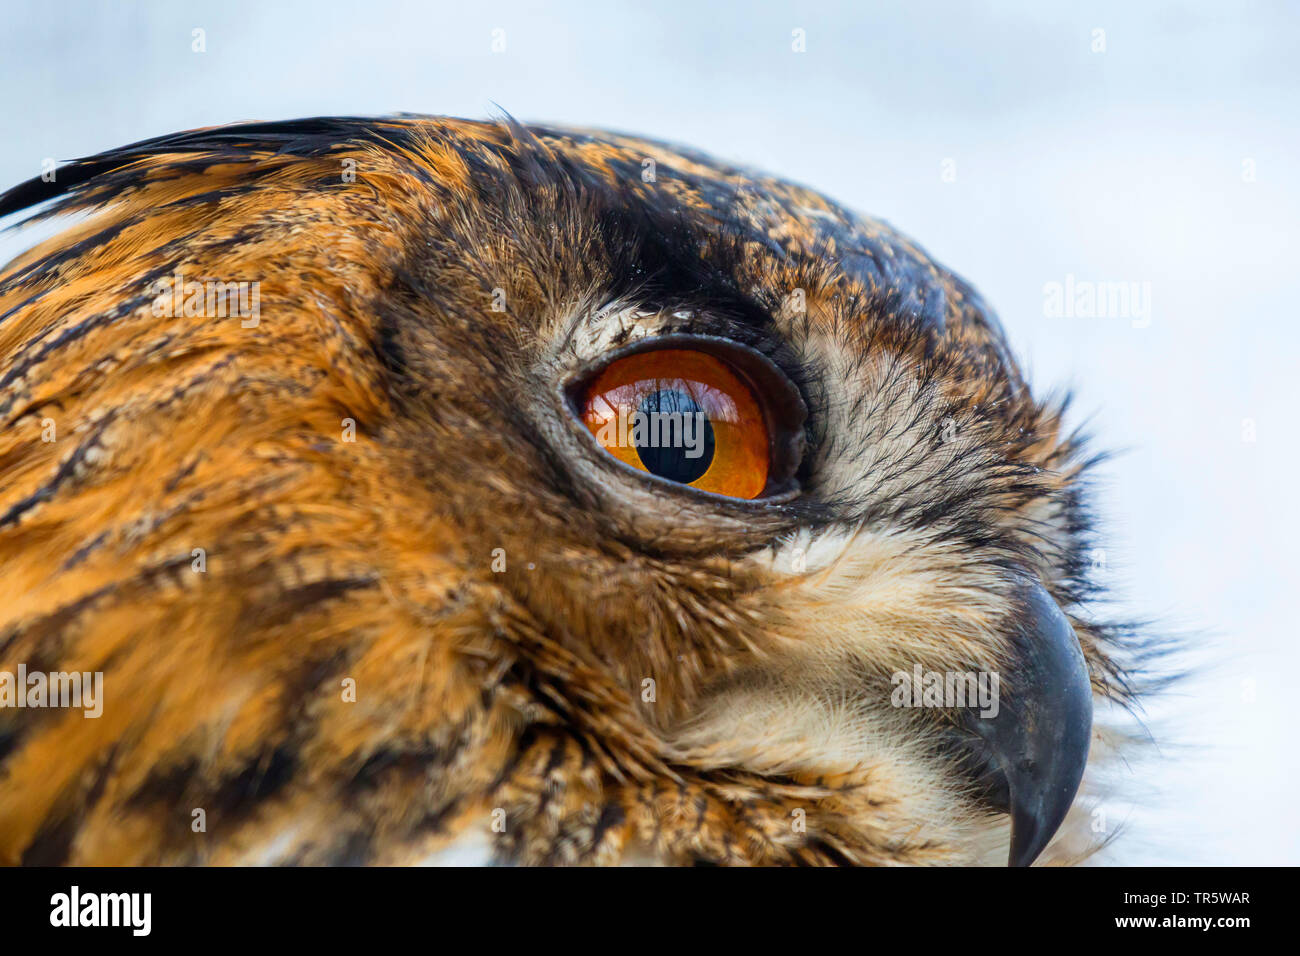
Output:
[{"xmin": 0, "ymin": 116, "xmax": 1145, "ymax": 865}]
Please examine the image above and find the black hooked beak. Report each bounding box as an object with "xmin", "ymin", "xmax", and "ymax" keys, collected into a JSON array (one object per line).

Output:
[{"xmin": 966, "ymin": 578, "xmax": 1093, "ymax": 867}]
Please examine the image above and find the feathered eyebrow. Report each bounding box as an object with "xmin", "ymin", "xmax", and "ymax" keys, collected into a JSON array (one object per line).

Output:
[
  {"xmin": 542, "ymin": 197, "xmax": 800, "ymax": 369},
  {"xmin": 553, "ymin": 300, "xmax": 789, "ymax": 369}
]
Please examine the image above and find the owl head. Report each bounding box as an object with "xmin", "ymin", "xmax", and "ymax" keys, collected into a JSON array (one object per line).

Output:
[{"xmin": 0, "ymin": 117, "xmax": 1145, "ymax": 866}]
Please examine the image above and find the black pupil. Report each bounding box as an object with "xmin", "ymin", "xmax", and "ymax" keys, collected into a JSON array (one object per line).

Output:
[{"xmin": 634, "ymin": 388, "xmax": 716, "ymax": 484}]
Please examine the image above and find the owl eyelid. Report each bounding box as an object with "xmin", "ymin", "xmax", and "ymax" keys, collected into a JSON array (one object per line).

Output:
[{"xmin": 562, "ymin": 333, "xmax": 808, "ymax": 501}]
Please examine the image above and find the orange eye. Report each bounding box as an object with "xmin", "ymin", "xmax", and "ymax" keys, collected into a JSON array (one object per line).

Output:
[{"xmin": 576, "ymin": 346, "xmax": 797, "ymax": 500}]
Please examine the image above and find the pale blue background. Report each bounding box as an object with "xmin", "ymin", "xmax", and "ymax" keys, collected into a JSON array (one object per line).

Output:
[{"xmin": 3, "ymin": 0, "xmax": 1296, "ymax": 864}]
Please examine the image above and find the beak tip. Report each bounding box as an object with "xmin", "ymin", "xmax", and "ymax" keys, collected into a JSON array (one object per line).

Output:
[
  {"xmin": 974, "ymin": 578, "xmax": 1094, "ymax": 869},
  {"xmin": 1008, "ymin": 811, "xmax": 1047, "ymax": 867}
]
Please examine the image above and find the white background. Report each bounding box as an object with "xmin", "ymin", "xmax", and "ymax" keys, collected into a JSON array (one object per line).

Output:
[{"xmin": 2, "ymin": 0, "xmax": 1295, "ymax": 864}]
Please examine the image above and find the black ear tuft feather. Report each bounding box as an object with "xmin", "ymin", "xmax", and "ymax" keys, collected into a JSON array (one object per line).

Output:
[{"xmin": 0, "ymin": 115, "xmax": 430, "ymax": 224}]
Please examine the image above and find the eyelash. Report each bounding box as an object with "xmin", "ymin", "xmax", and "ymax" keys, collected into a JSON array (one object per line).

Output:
[{"xmin": 595, "ymin": 307, "xmax": 808, "ymax": 390}]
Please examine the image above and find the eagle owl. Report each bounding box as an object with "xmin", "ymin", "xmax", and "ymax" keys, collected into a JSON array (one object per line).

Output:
[{"xmin": 0, "ymin": 116, "xmax": 1141, "ymax": 866}]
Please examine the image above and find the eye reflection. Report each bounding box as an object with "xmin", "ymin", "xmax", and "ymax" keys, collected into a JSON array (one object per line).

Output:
[{"xmin": 633, "ymin": 388, "xmax": 716, "ymax": 483}]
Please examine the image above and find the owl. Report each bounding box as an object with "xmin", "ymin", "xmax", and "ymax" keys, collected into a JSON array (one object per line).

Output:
[{"xmin": 0, "ymin": 116, "xmax": 1146, "ymax": 866}]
